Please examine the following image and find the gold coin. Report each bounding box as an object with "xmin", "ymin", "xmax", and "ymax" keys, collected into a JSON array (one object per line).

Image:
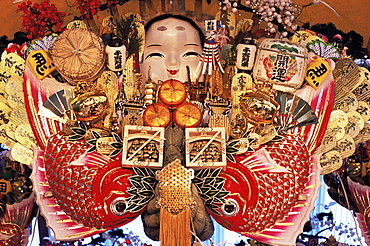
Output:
[
  {"xmin": 0, "ymin": 64, "xmax": 12, "ymax": 85},
  {"xmin": 0, "ymin": 94, "xmax": 8, "ymax": 106},
  {"xmin": 354, "ymin": 122, "xmax": 370, "ymax": 144},
  {"xmin": 314, "ymin": 130, "xmax": 336, "ymax": 155},
  {"xmin": 7, "ymin": 93, "xmax": 24, "ymax": 109},
  {"xmin": 1, "ymin": 53, "xmax": 25, "ymax": 77},
  {"xmin": 333, "ymin": 92, "xmax": 358, "ymax": 112},
  {"xmin": 326, "ymin": 125, "xmax": 345, "ymax": 141},
  {"xmin": 357, "ymin": 101, "xmax": 370, "ymax": 122},
  {"xmin": 5, "ymin": 76, "xmax": 23, "ymax": 95},
  {"xmin": 320, "ymin": 150, "xmax": 342, "ymax": 175},
  {"xmin": 345, "ymin": 111, "xmax": 364, "ymax": 138},
  {"xmin": 329, "ymin": 110, "xmax": 348, "ymax": 128},
  {"xmin": 353, "ymin": 80, "xmax": 370, "ymax": 101},
  {"xmin": 0, "ymin": 102, "xmax": 12, "ymax": 125},
  {"xmin": 4, "ymin": 121, "xmax": 18, "ymax": 140},
  {"xmin": 11, "ymin": 143, "xmax": 34, "ymax": 165},
  {"xmin": 0, "ymin": 125, "xmax": 16, "ymax": 148},
  {"xmin": 14, "ymin": 124, "xmax": 37, "ymax": 149},
  {"xmin": 333, "ymin": 134, "xmax": 355, "ymax": 159}
]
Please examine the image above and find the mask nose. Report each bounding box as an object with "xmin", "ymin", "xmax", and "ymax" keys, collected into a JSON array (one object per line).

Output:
[{"xmin": 166, "ymin": 50, "xmax": 180, "ymax": 67}]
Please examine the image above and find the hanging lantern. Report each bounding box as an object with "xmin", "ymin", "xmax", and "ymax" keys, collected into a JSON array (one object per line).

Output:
[
  {"xmin": 106, "ymin": 38, "xmax": 127, "ymax": 72},
  {"xmin": 236, "ymin": 37, "xmax": 257, "ymax": 71}
]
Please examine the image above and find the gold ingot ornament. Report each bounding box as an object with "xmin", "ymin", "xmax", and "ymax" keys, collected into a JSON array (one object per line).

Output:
[
  {"xmin": 239, "ymin": 83, "xmax": 279, "ymax": 126},
  {"xmin": 71, "ymin": 91, "xmax": 109, "ymax": 122}
]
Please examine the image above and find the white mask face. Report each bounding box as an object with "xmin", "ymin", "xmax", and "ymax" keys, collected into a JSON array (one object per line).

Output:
[{"xmin": 140, "ymin": 17, "xmax": 203, "ymax": 83}]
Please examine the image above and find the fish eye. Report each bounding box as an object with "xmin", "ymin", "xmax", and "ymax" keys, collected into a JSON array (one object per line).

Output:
[
  {"xmin": 110, "ymin": 198, "xmax": 127, "ymax": 216},
  {"xmin": 221, "ymin": 198, "xmax": 239, "ymax": 217}
]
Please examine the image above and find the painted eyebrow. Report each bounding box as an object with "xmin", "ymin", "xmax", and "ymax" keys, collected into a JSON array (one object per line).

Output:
[
  {"xmin": 146, "ymin": 44, "xmax": 162, "ymax": 48},
  {"xmin": 184, "ymin": 43, "xmax": 200, "ymax": 47}
]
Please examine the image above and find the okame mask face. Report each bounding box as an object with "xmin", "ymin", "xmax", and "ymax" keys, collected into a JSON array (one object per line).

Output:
[{"xmin": 140, "ymin": 17, "xmax": 203, "ymax": 83}]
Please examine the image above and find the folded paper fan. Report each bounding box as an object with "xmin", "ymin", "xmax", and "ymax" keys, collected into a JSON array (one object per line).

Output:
[
  {"xmin": 274, "ymin": 92, "xmax": 318, "ymax": 134},
  {"xmin": 42, "ymin": 89, "xmax": 74, "ymax": 117}
]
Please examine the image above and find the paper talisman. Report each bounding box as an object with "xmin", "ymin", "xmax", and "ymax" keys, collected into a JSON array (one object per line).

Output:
[{"xmin": 231, "ymin": 73, "xmax": 253, "ymax": 121}]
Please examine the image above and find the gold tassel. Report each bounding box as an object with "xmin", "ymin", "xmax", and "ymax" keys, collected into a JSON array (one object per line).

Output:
[
  {"xmin": 156, "ymin": 160, "xmax": 194, "ymax": 246},
  {"xmin": 160, "ymin": 207, "xmax": 191, "ymax": 246}
]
